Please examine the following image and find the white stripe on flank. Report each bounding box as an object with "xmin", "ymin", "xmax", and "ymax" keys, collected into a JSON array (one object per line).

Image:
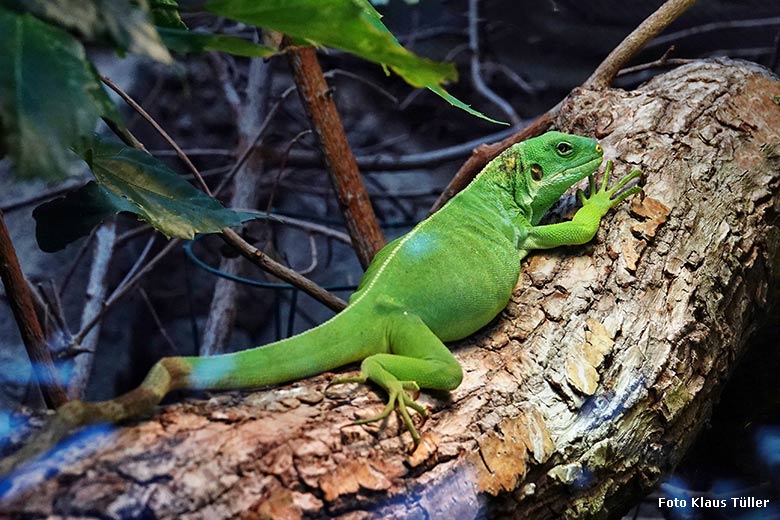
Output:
[
  {"xmin": 270, "ymin": 210, "xmax": 438, "ymax": 342},
  {"xmin": 348, "ymin": 215, "xmax": 437, "ymax": 307}
]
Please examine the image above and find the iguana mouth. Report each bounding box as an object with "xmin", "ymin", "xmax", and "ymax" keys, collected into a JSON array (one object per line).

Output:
[{"xmin": 554, "ymin": 155, "xmax": 603, "ymax": 180}]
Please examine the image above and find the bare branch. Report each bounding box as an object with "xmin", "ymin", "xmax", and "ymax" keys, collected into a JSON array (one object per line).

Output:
[
  {"xmin": 68, "ymin": 221, "xmax": 117, "ymax": 399},
  {"xmin": 101, "ymin": 76, "xmax": 211, "ymax": 195},
  {"xmin": 0, "ymin": 179, "xmax": 89, "ymax": 214},
  {"xmin": 221, "ymin": 228, "xmax": 347, "ymax": 311},
  {"xmin": 147, "ymin": 125, "xmax": 522, "ymax": 173},
  {"xmin": 202, "ymin": 56, "xmax": 273, "ymax": 356},
  {"xmin": 431, "ymin": 0, "xmax": 698, "ymax": 213},
  {"xmin": 286, "ymin": 44, "xmax": 386, "ymax": 268},
  {"xmin": 138, "ymin": 288, "xmax": 179, "ymax": 354},
  {"xmin": 72, "ymin": 239, "xmax": 180, "ymax": 346},
  {"xmin": 213, "ymin": 85, "xmax": 297, "ymax": 196},
  {"xmin": 99, "ymin": 78, "xmax": 347, "ymax": 312},
  {"xmin": 584, "ymin": 0, "xmax": 698, "ymax": 88},
  {"xmin": 468, "ymin": 0, "xmax": 520, "ymax": 125},
  {"xmin": 0, "ymin": 210, "xmax": 67, "ymax": 408}
]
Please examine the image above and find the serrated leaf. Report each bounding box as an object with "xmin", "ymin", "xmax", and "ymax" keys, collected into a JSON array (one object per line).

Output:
[
  {"xmin": 32, "ymin": 182, "xmax": 136, "ymax": 252},
  {"xmin": 204, "ymin": 0, "xmax": 504, "ymax": 123},
  {"xmin": 0, "ymin": 0, "xmax": 171, "ymax": 62},
  {"xmin": 158, "ymin": 27, "xmax": 278, "ymax": 57},
  {"xmin": 78, "ymin": 138, "xmax": 244, "ymax": 240},
  {"xmin": 0, "ymin": 8, "xmax": 120, "ymax": 179}
]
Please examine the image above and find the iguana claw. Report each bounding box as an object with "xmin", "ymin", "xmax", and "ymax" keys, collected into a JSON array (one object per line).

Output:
[
  {"xmin": 329, "ymin": 376, "xmax": 427, "ymax": 445},
  {"xmin": 577, "ymin": 160, "xmax": 643, "ymax": 210}
]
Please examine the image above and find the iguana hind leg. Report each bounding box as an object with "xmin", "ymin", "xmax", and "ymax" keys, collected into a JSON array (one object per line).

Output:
[{"xmin": 331, "ymin": 312, "xmax": 462, "ymax": 445}]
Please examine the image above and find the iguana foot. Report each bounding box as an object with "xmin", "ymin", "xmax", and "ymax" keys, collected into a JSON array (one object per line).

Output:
[
  {"xmin": 578, "ymin": 160, "xmax": 643, "ymax": 211},
  {"xmin": 329, "ymin": 374, "xmax": 427, "ymax": 445}
]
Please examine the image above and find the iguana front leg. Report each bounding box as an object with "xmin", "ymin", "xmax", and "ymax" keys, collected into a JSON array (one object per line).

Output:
[
  {"xmin": 330, "ymin": 312, "xmax": 463, "ymax": 445},
  {"xmin": 523, "ymin": 161, "xmax": 642, "ymax": 250}
]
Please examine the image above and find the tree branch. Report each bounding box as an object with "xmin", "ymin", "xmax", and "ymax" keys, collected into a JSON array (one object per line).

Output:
[
  {"xmin": 68, "ymin": 221, "xmax": 117, "ymax": 399},
  {"xmin": 99, "ymin": 75, "xmax": 347, "ymax": 312},
  {"xmin": 467, "ymin": 0, "xmax": 520, "ymax": 125},
  {"xmin": 430, "ymin": 0, "xmax": 698, "ymax": 213},
  {"xmin": 202, "ymin": 56, "xmax": 273, "ymax": 355},
  {"xmin": 286, "ymin": 44, "xmax": 386, "ymax": 269},
  {"xmin": 583, "ymin": 0, "xmax": 698, "ymax": 88},
  {"xmin": 0, "ymin": 211, "xmax": 67, "ymax": 408}
]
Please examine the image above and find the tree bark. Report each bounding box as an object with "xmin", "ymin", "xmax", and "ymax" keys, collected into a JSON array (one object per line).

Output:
[{"xmin": 2, "ymin": 59, "xmax": 779, "ymax": 519}]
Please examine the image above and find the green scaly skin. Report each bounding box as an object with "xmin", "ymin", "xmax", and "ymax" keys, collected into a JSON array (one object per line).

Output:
[{"xmin": 2, "ymin": 132, "xmax": 641, "ymax": 473}]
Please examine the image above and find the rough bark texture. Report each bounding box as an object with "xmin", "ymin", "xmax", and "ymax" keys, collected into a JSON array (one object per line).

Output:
[{"xmin": 2, "ymin": 59, "xmax": 780, "ymax": 519}]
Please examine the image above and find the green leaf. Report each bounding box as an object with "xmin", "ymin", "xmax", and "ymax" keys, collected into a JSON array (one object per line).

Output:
[
  {"xmin": 204, "ymin": 0, "xmax": 504, "ymax": 123},
  {"xmin": 150, "ymin": 0, "xmax": 186, "ymax": 30},
  {"xmin": 33, "ymin": 182, "xmax": 136, "ymax": 252},
  {"xmin": 78, "ymin": 138, "xmax": 244, "ymax": 240},
  {"xmin": 427, "ymin": 85, "xmax": 508, "ymax": 125},
  {"xmin": 206, "ymin": 0, "xmax": 454, "ymax": 86},
  {"xmin": 0, "ymin": 0, "xmax": 172, "ymax": 62},
  {"xmin": 0, "ymin": 8, "xmax": 120, "ymax": 179},
  {"xmin": 158, "ymin": 27, "xmax": 278, "ymax": 57}
]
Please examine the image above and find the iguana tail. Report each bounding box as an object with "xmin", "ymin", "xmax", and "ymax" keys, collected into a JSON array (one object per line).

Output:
[{"xmin": 1, "ymin": 306, "xmax": 378, "ymax": 476}]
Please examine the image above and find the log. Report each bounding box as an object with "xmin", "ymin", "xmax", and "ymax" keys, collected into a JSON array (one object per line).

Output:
[{"xmin": 1, "ymin": 59, "xmax": 779, "ymax": 519}]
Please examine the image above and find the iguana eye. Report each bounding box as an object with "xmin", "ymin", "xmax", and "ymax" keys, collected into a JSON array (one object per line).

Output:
[
  {"xmin": 530, "ymin": 163, "xmax": 543, "ymax": 181},
  {"xmin": 556, "ymin": 142, "xmax": 573, "ymax": 155}
]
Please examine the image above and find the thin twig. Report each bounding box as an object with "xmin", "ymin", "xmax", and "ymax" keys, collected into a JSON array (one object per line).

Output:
[
  {"xmin": 467, "ymin": 0, "xmax": 520, "ymax": 125},
  {"xmin": 73, "ymin": 239, "xmax": 180, "ymax": 346},
  {"xmin": 481, "ymin": 61, "xmax": 536, "ymax": 95},
  {"xmin": 0, "ymin": 179, "xmax": 89, "ymax": 213},
  {"xmin": 0, "ymin": 210, "xmax": 67, "ymax": 407},
  {"xmin": 323, "ymin": 69, "xmax": 398, "ymax": 105},
  {"xmin": 58, "ymin": 226, "xmax": 98, "ymax": 298},
  {"xmin": 286, "ymin": 43, "xmax": 386, "ymax": 268},
  {"xmin": 584, "ymin": 0, "xmax": 698, "ymax": 88},
  {"xmin": 264, "ymin": 130, "xmax": 312, "ymax": 216},
  {"xmin": 647, "ymin": 16, "xmax": 780, "ymax": 52},
  {"xmin": 213, "ymin": 85, "xmax": 297, "ymax": 196},
  {"xmin": 260, "ymin": 125, "xmax": 523, "ymax": 171},
  {"xmin": 102, "ymin": 75, "xmax": 211, "ymax": 195},
  {"xmin": 115, "ymin": 236, "xmax": 156, "ymax": 293},
  {"xmin": 297, "ymin": 234, "xmax": 319, "ymax": 276},
  {"xmin": 236, "ymin": 209, "xmax": 352, "ymax": 244},
  {"xmin": 138, "ymin": 287, "xmax": 180, "ymax": 354},
  {"xmin": 37, "ymin": 280, "xmax": 70, "ymax": 340},
  {"xmin": 100, "ymin": 77, "xmax": 348, "ymax": 312},
  {"xmin": 148, "ymin": 148, "xmax": 234, "ymax": 157},
  {"xmin": 431, "ymin": 0, "xmax": 698, "ymax": 213},
  {"xmin": 617, "ymin": 57, "xmax": 693, "ymax": 77},
  {"xmin": 221, "ymin": 228, "xmax": 347, "ymax": 311}
]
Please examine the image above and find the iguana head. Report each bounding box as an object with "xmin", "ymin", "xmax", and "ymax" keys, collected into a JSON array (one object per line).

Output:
[{"xmin": 504, "ymin": 131, "xmax": 603, "ymax": 224}]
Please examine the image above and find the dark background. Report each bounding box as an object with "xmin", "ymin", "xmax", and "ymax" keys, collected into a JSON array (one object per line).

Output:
[{"xmin": 1, "ymin": 1, "xmax": 780, "ymax": 518}]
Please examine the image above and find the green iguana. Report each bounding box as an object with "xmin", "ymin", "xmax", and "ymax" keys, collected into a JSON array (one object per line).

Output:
[{"xmin": 4, "ymin": 131, "xmax": 641, "ymax": 471}]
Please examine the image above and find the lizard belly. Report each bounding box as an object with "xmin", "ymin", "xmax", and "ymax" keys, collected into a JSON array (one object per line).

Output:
[{"xmin": 370, "ymin": 222, "xmax": 521, "ymax": 342}]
